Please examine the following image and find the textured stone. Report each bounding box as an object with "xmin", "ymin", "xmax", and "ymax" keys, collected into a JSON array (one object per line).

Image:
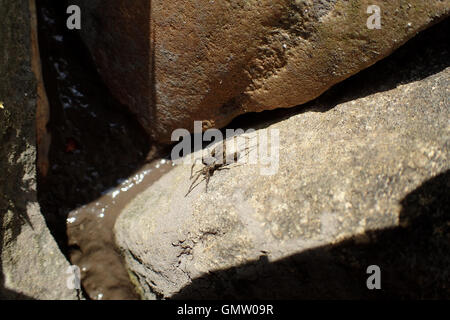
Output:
[
  {"xmin": 0, "ymin": 0, "xmax": 79, "ymax": 299},
  {"xmin": 114, "ymin": 62, "xmax": 450, "ymax": 299},
  {"xmin": 74, "ymin": 0, "xmax": 449, "ymax": 142}
]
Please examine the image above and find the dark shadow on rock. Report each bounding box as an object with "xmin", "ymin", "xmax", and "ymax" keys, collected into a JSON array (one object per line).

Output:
[
  {"xmin": 0, "ymin": 221, "xmax": 35, "ymax": 300},
  {"xmin": 0, "ymin": 202, "xmax": 34, "ymax": 300},
  {"xmin": 172, "ymin": 170, "xmax": 450, "ymax": 299},
  {"xmin": 0, "ymin": 0, "xmax": 39, "ymax": 299},
  {"xmin": 0, "ymin": 133, "xmax": 36, "ymax": 300}
]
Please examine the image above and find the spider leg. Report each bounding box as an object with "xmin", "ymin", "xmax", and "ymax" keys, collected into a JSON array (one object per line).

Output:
[
  {"xmin": 192, "ymin": 166, "xmax": 204, "ymax": 177},
  {"xmin": 190, "ymin": 157, "xmax": 202, "ymax": 178},
  {"xmin": 222, "ymin": 162, "xmax": 245, "ymax": 170},
  {"xmin": 205, "ymin": 170, "xmax": 211, "ymax": 193},
  {"xmin": 185, "ymin": 171, "xmax": 204, "ymax": 197}
]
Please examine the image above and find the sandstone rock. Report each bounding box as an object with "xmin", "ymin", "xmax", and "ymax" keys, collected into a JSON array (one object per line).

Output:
[
  {"xmin": 114, "ymin": 60, "xmax": 450, "ymax": 299},
  {"xmin": 74, "ymin": 0, "xmax": 449, "ymax": 143},
  {"xmin": 0, "ymin": 0, "xmax": 79, "ymax": 299}
]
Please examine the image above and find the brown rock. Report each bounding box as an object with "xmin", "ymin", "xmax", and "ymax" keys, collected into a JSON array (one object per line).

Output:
[
  {"xmin": 74, "ymin": 0, "xmax": 449, "ymax": 143},
  {"xmin": 114, "ymin": 56, "xmax": 450, "ymax": 300}
]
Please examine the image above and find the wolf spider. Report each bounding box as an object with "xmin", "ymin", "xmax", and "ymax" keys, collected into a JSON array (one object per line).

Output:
[{"xmin": 185, "ymin": 136, "xmax": 253, "ymax": 197}]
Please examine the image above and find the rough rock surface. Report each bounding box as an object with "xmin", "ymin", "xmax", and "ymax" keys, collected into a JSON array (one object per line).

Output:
[
  {"xmin": 0, "ymin": 0, "xmax": 79, "ymax": 299},
  {"xmin": 115, "ymin": 59, "xmax": 450, "ymax": 299},
  {"xmin": 74, "ymin": 0, "xmax": 449, "ymax": 143}
]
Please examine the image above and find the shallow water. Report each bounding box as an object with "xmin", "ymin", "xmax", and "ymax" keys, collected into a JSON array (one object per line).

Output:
[{"xmin": 67, "ymin": 160, "xmax": 173, "ymax": 300}]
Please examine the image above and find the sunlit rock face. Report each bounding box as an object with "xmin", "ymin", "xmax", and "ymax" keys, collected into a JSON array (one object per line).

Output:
[
  {"xmin": 74, "ymin": 0, "xmax": 449, "ymax": 143},
  {"xmin": 114, "ymin": 65, "xmax": 450, "ymax": 299}
]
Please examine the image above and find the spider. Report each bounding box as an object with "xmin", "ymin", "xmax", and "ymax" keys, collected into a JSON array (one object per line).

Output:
[{"xmin": 185, "ymin": 136, "xmax": 253, "ymax": 197}]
